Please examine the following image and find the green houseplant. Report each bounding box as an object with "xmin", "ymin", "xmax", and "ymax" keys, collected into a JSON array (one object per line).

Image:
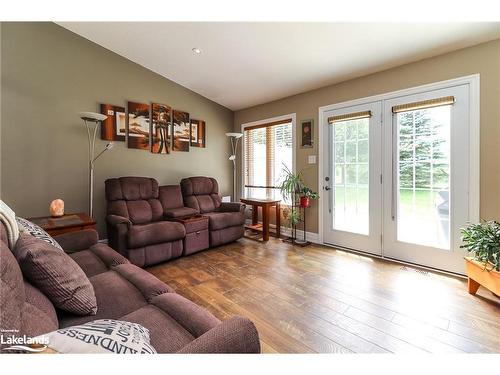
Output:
[
  {"xmin": 460, "ymin": 221, "xmax": 500, "ymax": 296},
  {"xmin": 278, "ymin": 165, "xmax": 304, "ymax": 203},
  {"xmin": 278, "ymin": 165, "xmax": 303, "ymax": 242},
  {"xmin": 278, "ymin": 165, "xmax": 318, "ymax": 244}
]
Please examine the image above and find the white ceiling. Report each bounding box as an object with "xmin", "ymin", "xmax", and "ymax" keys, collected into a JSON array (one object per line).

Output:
[{"xmin": 58, "ymin": 22, "xmax": 500, "ymax": 111}]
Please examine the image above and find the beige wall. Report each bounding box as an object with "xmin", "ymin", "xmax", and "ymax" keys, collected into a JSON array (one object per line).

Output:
[
  {"xmin": 1, "ymin": 22, "xmax": 234, "ymax": 236},
  {"xmin": 234, "ymin": 39, "xmax": 500, "ymax": 234}
]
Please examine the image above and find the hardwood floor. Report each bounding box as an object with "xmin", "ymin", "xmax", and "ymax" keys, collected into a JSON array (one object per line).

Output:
[{"xmin": 146, "ymin": 237, "xmax": 500, "ymax": 353}]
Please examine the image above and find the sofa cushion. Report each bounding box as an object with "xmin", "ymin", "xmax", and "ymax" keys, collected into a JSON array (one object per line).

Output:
[
  {"xmin": 180, "ymin": 177, "xmax": 222, "ymax": 213},
  {"xmin": 106, "ymin": 177, "xmax": 159, "ymax": 201},
  {"xmin": 128, "ymin": 240, "xmax": 183, "ymax": 268},
  {"xmin": 120, "ymin": 305, "xmax": 195, "ymax": 353},
  {"xmin": 126, "ymin": 200, "xmax": 163, "ymax": 225},
  {"xmin": 112, "ymin": 264, "xmax": 173, "ymax": 302},
  {"xmin": 150, "ymin": 293, "xmax": 219, "ymax": 337},
  {"xmin": 38, "ymin": 319, "xmax": 156, "ymax": 354},
  {"xmin": 209, "ymin": 225, "xmax": 244, "ymax": 247},
  {"xmin": 128, "ymin": 221, "xmax": 185, "ymax": 249},
  {"xmin": 16, "ymin": 217, "xmax": 63, "ymax": 250},
  {"xmin": 59, "ymin": 269, "xmax": 149, "ymax": 327},
  {"xmin": 164, "ymin": 206, "xmax": 199, "ymax": 219},
  {"xmin": 204, "ymin": 212, "xmax": 245, "ymax": 231},
  {"xmin": 159, "ymin": 185, "xmax": 184, "ymax": 210},
  {"xmin": 0, "ymin": 242, "xmax": 24, "ymax": 338},
  {"xmin": 105, "ymin": 177, "xmax": 164, "ymax": 225},
  {"xmin": 53, "ymin": 229, "xmax": 98, "ymax": 253},
  {"xmin": 70, "ymin": 243, "xmax": 130, "ymax": 278},
  {"xmin": 15, "ymin": 234, "xmax": 97, "ymax": 316},
  {"xmin": 24, "ymin": 282, "xmax": 58, "ymax": 328}
]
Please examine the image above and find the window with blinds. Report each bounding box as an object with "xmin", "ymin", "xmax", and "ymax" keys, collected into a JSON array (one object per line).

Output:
[{"xmin": 244, "ymin": 119, "xmax": 293, "ymax": 202}]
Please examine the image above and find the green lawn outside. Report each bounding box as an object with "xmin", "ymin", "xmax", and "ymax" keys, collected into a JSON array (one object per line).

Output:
[{"xmin": 334, "ymin": 187, "xmax": 447, "ymax": 218}]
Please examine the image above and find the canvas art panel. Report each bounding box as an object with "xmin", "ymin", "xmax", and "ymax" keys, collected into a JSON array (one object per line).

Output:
[
  {"xmin": 127, "ymin": 101, "xmax": 151, "ymax": 150},
  {"xmin": 151, "ymin": 103, "xmax": 172, "ymax": 154},
  {"xmin": 172, "ymin": 110, "xmax": 190, "ymax": 152},
  {"xmin": 190, "ymin": 119, "xmax": 206, "ymax": 148},
  {"xmin": 100, "ymin": 104, "xmax": 126, "ymax": 141},
  {"xmin": 301, "ymin": 119, "xmax": 313, "ymax": 148}
]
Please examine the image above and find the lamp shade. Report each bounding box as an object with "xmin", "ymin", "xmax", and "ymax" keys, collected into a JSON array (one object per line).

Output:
[
  {"xmin": 225, "ymin": 132, "xmax": 243, "ymax": 139},
  {"xmin": 78, "ymin": 112, "xmax": 107, "ymax": 122}
]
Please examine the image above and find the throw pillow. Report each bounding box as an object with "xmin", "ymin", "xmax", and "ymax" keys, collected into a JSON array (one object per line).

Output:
[
  {"xmin": 16, "ymin": 217, "xmax": 63, "ymax": 250},
  {"xmin": 14, "ymin": 233, "xmax": 97, "ymax": 315},
  {"xmin": 35, "ymin": 319, "xmax": 157, "ymax": 354}
]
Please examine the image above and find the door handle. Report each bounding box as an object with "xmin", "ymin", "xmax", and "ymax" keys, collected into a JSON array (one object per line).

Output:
[{"xmin": 324, "ymin": 186, "xmax": 330, "ymax": 191}]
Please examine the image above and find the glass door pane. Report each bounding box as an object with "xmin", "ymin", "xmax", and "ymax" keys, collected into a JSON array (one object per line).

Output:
[
  {"xmin": 396, "ymin": 106, "xmax": 451, "ymax": 249},
  {"xmin": 332, "ymin": 118, "xmax": 370, "ymax": 235}
]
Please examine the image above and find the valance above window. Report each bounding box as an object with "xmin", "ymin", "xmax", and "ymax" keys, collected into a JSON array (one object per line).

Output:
[
  {"xmin": 392, "ymin": 96, "xmax": 455, "ymax": 113},
  {"xmin": 328, "ymin": 110, "xmax": 372, "ymax": 124}
]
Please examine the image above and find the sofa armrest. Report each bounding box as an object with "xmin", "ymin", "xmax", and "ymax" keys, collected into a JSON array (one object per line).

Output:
[
  {"xmin": 218, "ymin": 202, "xmax": 246, "ymax": 213},
  {"xmin": 105, "ymin": 215, "xmax": 131, "ymax": 256},
  {"xmin": 164, "ymin": 206, "xmax": 199, "ymax": 219},
  {"xmin": 53, "ymin": 229, "xmax": 98, "ymax": 253},
  {"xmin": 176, "ymin": 316, "xmax": 260, "ymax": 354},
  {"xmin": 106, "ymin": 214, "xmax": 132, "ymax": 227}
]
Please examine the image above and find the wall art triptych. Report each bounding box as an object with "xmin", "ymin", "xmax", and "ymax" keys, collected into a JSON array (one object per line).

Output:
[{"xmin": 99, "ymin": 101, "xmax": 207, "ymax": 152}]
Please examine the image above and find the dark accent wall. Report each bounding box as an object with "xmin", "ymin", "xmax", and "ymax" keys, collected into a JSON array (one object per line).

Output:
[{"xmin": 1, "ymin": 22, "xmax": 234, "ymax": 236}]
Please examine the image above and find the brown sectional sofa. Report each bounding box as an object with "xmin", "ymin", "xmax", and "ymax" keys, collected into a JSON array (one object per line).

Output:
[
  {"xmin": 0, "ymin": 222, "xmax": 261, "ymax": 353},
  {"xmin": 105, "ymin": 176, "xmax": 245, "ymax": 267}
]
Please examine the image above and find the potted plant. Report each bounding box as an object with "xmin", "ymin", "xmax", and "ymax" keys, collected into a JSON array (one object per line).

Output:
[
  {"xmin": 299, "ymin": 187, "xmax": 319, "ymax": 208},
  {"xmin": 278, "ymin": 165, "xmax": 303, "ymax": 203},
  {"xmin": 278, "ymin": 165, "xmax": 304, "ymax": 242},
  {"xmin": 460, "ymin": 221, "xmax": 500, "ymax": 296}
]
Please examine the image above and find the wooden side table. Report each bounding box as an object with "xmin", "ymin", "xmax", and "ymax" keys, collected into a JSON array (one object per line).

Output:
[
  {"xmin": 240, "ymin": 198, "xmax": 281, "ymax": 241},
  {"xmin": 27, "ymin": 213, "xmax": 96, "ymax": 236}
]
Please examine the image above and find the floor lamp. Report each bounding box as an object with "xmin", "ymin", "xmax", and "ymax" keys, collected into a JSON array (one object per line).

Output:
[
  {"xmin": 78, "ymin": 112, "xmax": 113, "ymax": 218},
  {"xmin": 225, "ymin": 132, "xmax": 243, "ymax": 201}
]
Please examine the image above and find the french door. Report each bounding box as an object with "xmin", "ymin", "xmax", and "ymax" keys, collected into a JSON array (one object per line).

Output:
[
  {"xmin": 382, "ymin": 85, "xmax": 470, "ymax": 274},
  {"xmin": 322, "ymin": 102, "xmax": 382, "ymax": 256},
  {"xmin": 322, "ymin": 81, "xmax": 475, "ymax": 274}
]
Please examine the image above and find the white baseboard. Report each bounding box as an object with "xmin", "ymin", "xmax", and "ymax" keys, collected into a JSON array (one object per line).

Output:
[
  {"xmin": 244, "ymin": 219, "xmax": 321, "ymax": 244},
  {"xmin": 279, "ymin": 226, "xmax": 321, "ymax": 244}
]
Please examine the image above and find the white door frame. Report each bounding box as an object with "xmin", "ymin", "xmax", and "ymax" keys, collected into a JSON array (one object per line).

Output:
[{"xmin": 318, "ymin": 74, "xmax": 480, "ymax": 269}]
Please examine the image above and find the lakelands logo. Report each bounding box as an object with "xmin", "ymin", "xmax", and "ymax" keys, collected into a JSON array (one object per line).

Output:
[{"xmin": 1, "ymin": 331, "xmax": 49, "ymax": 353}]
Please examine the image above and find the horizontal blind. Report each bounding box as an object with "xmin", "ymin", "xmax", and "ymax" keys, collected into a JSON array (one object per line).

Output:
[
  {"xmin": 328, "ymin": 110, "xmax": 372, "ymax": 124},
  {"xmin": 245, "ymin": 129, "xmax": 254, "ymax": 187},
  {"xmin": 244, "ymin": 119, "xmax": 292, "ymax": 199},
  {"xmin": 392, "ymin": 96, "xmax": 455, "ymax": 113}
]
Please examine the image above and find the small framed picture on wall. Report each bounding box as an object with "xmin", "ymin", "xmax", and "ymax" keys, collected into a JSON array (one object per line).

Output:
[{"xmin": 301, "ymin": 119, "xmax": 313, "ymax": 148}]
